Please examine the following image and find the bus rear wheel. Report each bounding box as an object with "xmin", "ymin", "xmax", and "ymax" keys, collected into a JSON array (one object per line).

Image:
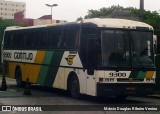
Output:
[
  {"xmin": 15, "ymin": 67, "xmax": 23, "ymax": 87},
  {"xmin": 70, "ymin": 76, "xmax": 80, "ymax": 99}
]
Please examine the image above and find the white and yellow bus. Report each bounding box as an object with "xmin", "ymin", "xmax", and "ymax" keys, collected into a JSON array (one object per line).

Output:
[{"xmin": 1, "ymin": 18, "xmax": 156, "ymax": 99}]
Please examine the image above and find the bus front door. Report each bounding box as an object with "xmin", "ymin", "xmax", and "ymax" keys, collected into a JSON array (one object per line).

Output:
[{"xmin": 86, "ymin": 34, "xmax": 97, "ymax": 96}]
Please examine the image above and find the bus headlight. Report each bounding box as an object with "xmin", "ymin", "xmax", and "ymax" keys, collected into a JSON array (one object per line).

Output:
[
  {"xmin": 99, "ymin": 78, "xmax": 104, "ymax": 82},
  {"xmin": 99, "ymin": 78, "xmax": 115, "ymax": 82},
  {"xmin": 105, "ymin": 78, "xmax": 109, "ymax": 82},
  {"xmin": 105, "ymin": 78, "xmax": 114, "ymax": 82}
]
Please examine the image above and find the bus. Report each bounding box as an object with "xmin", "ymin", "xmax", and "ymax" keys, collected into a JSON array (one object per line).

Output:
[{"xmin": 1, "ymin": 18, "xmax": 156, "ymax": 99}]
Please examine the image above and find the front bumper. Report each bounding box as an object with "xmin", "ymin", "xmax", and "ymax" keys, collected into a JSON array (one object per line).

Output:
[{"xmin": 97, "ymin": 83, "xmax": 156, "ymax": 96}]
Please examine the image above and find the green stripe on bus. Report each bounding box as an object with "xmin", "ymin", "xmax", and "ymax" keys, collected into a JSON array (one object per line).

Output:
[
  {"xmin": 37, "ymin": 51, "xmax": 54, "ymax": 85},
  {"xmin": 44, "ymin": 51, "xmax": 64, "ymax": 86},
  {"xmin": 129, "ymin": 71, "xmax": 139, "ymax": 78},
  {"xmin": 45, "ymin": 51, "xmax": 55, "ymax": 64},
  {"xmin": 37, "ymin": 66, "xmax": 49, "ymax": 85},
  {"xmin": 137, "ymin": 71, "xmax": 146, "ymax": 79}
]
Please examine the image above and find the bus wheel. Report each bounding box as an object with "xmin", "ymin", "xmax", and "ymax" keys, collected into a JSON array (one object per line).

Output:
[
  {"xmin": 15, "ymin": 67, "xmax": 23, "ymax": 87},
  {"xmin": 116, "ymin": 95, "xmax": 128, "ymax": 100},
  {"xmin": 70, "ymin": 76, "xmax": 80, "ymax": 99}
]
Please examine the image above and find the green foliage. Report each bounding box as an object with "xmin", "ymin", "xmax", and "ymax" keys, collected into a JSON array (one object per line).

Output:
[
  {"xmin": 76, "ymin": 17, "xmax": 83, "ymax": 21},
  {"xmin": 85, "ymin": 5, "xmax": 124, "ymax": 19},
  {"xmin": 84, "ymin": 5, "xmax": 160, "ymax": 53},
  {"xmin": 0, "ymin": 19, "xmax": 17, "ymax": 42},
  {"xmin": 0, "ymin": 19, "xmax": 26, "ymax": 43},
  {"xmin": 142, "ymin": 10, "xmax": 160, "ymax": 53}
]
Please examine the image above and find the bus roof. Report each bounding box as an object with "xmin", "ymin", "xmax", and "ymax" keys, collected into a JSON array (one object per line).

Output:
[
  {"xmin": 82, "ymin": 18, "xmax": 153, "ymax": 30},
  {"xmin": 5, "ymin": 18, "xmax": 153, "ymax": 31}
]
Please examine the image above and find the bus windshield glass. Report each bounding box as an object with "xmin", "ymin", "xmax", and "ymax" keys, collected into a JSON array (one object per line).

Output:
[
  {"xmin": 131, "ymin": 31, "xmax": 154, "ymax": 68},
  {"xmin": 100, "ymin": 29, "xmax": 155, "ymax": 68},
  {"xmin": 101, "ymin": 30, "xmax": 129, "ymax": 67}
]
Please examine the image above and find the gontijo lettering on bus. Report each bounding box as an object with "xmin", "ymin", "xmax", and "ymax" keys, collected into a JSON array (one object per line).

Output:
[
  {"xmin": 3, "ymin": 50, "xmax": 37, "ymax": 63},
  {"xmin": 14, "ymin": 52, "xmax": 33, "ymax": 60}
]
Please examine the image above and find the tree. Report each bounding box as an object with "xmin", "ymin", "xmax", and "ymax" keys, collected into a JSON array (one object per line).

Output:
[
  {"xmin": 85, "ymin": 5, "xmax": 124, "ymax": 19},
  {"xmin": 0, "ymin": 19, "xmax": 17, "ymax": 43},
  {"xmin": 76, "ymin": 17, "xmax": 83, "ymax": 21},
  {"xmin": 0, "ymin": 19, "xmax": 26, "ymax": 43},
  {"xmin": 84, "ymin": 5, "xmax": 160, "ymax": 51}
]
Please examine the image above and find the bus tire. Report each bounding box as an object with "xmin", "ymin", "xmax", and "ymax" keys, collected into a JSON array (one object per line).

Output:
[
  {"xmin": 15, "ymin": 67, "xmax": 24, "ymax": 87},
  {"xmin": 70, "ymin": 76, "xmax": 80, "ymax": 99}
]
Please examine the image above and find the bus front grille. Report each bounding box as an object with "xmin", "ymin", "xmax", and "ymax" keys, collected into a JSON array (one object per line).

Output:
[{"xmin": 117, "ymin": 78, "xmax": 144, "ymax": 82}]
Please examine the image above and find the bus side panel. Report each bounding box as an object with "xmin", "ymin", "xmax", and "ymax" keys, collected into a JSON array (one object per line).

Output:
[
  {"xmin": 53, "ymin": 67, "xmax": 88, "ymax": 95},
  {"xmin": 23, "ymin": 50, "xmax": 45, "ymax": 84},
  {"xmin": 4, "ymin": 50, "xmax": 46, "ymax": 84},
  {"xmin": 24, "ymin": 64, "xmax": 42, "ymax": 83},
  {"xmin": 53, "ymin": 67, "xmax": 66, "ymax": 89},
  {"xmin": 52, "ymin": 51, "xmax": 88, "ymax": 94},
  {"xmin": 24, "ymin": 50, "xmax": 62, "ymax": 85}
]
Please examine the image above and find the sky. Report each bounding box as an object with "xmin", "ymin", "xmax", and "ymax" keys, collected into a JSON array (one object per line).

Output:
[{"xmin": 9, "ymin": 0, "xmax": 160, "ymax": 22}]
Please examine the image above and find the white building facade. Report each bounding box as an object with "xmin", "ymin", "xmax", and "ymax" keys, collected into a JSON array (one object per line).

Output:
[
  {"xmin": 0, "ymin": 0, "xmax": 25, "ymax": 19},
  {"xmin": 33, "ymin": 19, "xmax": 66, "ymax": 26}
]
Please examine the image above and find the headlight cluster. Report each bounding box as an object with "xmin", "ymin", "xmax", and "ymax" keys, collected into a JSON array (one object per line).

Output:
[{"xmin": 99, "ymin": 78, "xmax": 115, "ymax": 82}]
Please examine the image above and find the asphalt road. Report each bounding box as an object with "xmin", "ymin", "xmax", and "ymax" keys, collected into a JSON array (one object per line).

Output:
[{"xmin": 0, "ymin": 77, "xmax": 160, "ymax": 114}]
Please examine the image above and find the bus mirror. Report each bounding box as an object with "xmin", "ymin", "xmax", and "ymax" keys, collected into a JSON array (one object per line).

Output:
[
  {"xmin": 154, "ymin": 35, "xmax": 157, "ymax": 54},
  {"xmin": 86, "ymin": 34, "xmax": 97, "ymax": 75}
]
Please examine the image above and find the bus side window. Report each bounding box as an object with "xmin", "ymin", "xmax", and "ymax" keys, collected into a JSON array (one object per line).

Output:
[
  {"xmin": 80, "ymin": 27, "xmax": 97, "ymax": 67},
  {"xmin": 57, "ymin": 35, "xmax": 63, "ymax": 48},
  {"xmin": 10, "ymin": 31, "xmax": 23, "ymax": 49},
  {"xmin": 16, "ymin": 32, "xmax": 23, "ymax": 48},
  {"xmin": 32, "ymin": 31, "xmax": 40, "ymax": 49},
  {"xmin": 39, "ymin": 30, "xmax": 49, "ymax": 49},
  {"xmin": 64, "ymin": 27, "xmax": 80, "ymax": 49},
  {"xmin": 4, "ymin": 31, "xmax": 11, "ymax": 49},
  {"xmin": 44, "ymin": 31, "xmax": 50, "ymax": 48},
  {"xmin": 59, "ymin": 28, "xmax": 67, "ymax": 48},
  {"xmin": 11, "ymin": 33, "xmax": 15, "ymax": 48},
  {"xmin": 20, "ymin": 32, "xmax": 25, "ymax": 48},
  {"xmin": 50, "ymin": 28, "xmax": 61, "ymax": 49},
  {"xmin": 25, "ymin": 32, "xmax": 33, "ymax": 49}
]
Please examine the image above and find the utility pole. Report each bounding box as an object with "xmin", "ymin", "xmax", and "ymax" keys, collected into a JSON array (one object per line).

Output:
[{"xmin": 139, "ymin": 0, "xmax": 144, "ymax": 21}]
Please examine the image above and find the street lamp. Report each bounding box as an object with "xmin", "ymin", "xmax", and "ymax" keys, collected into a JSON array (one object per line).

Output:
[{"xmin": 45, "ymin": 4, "xmax": 58, "ymax": 24}]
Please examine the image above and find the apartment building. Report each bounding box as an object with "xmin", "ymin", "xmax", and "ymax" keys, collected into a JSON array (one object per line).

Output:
[{"xmin": 0, "ymin": 0, "xmax": 25, "ymax": 19}]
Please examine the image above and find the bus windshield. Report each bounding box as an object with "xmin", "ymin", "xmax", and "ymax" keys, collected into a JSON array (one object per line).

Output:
[
  {"xmin": 131, "ymin": 31, "xmax": 154, "ymax": 68},
  {"xmin": 100, "ymin": 29, "xmax": 155, "ymax": 68}
]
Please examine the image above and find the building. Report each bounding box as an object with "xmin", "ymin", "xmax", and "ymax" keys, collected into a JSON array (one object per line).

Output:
[
  {"xmin": 14, "ymin": 11, "xmax": 33, "ymax": 26},
  {"xmin": 14, "ymin": 11, "xmax": 67, "ymax": 26},
  {"xmin": 0, "ymin": 0, "xmax": 25, "ymax": 19},
  {"xmin": 34, "ymin": 15, "xmax": 67, "ymax": 26}
]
